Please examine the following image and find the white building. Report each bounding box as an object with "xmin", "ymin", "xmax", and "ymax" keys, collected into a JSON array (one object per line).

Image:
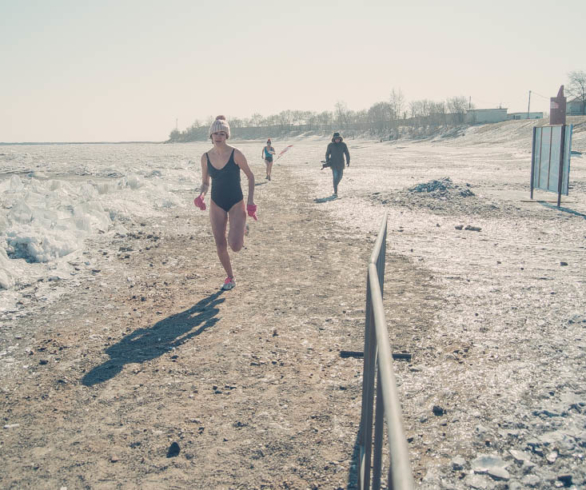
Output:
[{"xmin": 567, "ymin": 97, "xmax": 585, "ymax": 115}]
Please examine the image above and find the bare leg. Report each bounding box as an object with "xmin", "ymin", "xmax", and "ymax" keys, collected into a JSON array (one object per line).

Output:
[
  {"xmin": 209, "ymin": 201, "xmax": 233, "ymax": 278},
  {"xmin": 227, "ymin": 200, "xmax": 246, "ymax": 252},
  {"xmin": 267, "ymin": 161, "xmax": 273, "ymax": 180}
]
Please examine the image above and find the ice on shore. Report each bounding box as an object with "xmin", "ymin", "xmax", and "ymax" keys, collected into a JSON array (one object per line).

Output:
[{"xmin": 0, "ymin": 147, "xmax": 194, "ymax": 292}]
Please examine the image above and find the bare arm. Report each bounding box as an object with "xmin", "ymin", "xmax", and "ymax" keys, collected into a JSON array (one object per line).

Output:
[
  {"xmin": 198, "ymin": 153, "xmax": 210, "ymax": 199},
  {"xmin": 234, "ymin": 149, "xmax": 255, "ymax": 205}
]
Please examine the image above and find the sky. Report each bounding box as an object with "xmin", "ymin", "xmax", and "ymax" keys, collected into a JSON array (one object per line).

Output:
[{"xmin": 1, "ymin": 0, "xmax": 584, "ymax": 142}]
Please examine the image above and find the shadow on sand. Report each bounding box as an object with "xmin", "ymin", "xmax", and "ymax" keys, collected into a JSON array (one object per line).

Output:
[
  {"xmin": 314, "ymin": 195, "xmax": 338, "ymax": 204},
  {"xmin": 538, "ymin": 201, "xmax": 586, "ymax": 219},
  {"xmin": 347, "ymin": 431, "xmax": 361, "ymax": 489},
  {"xmin": 81, "ymin": 291, "xmax": 224, "ymax": 386}
]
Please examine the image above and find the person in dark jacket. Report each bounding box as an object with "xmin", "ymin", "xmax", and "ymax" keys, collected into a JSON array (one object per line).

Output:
[{"xmin": 325, "ymin": 132, "xmax": 350, "ymax": 197}]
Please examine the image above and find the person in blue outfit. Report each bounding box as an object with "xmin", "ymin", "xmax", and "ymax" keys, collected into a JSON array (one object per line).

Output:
[
  {"xmin": 324, "ymin": 132, "xmax": 350, "ymax": 197},
  {"xmin": 262, "ymin": 139, "xmax": 276, "ymax": 181},
  {"xmin": 193, "ymin": 116, "xmax": 257, "ymax": 291}
]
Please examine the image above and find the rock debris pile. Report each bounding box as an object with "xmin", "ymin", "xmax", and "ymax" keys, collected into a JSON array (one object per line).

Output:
[
  {"xmin": 370, "ymin": 177, "xmax": 489, "ymax": 216},
  {"xmin": 408, "ymin": 177, "xmax": 475, "ymax": 198}
]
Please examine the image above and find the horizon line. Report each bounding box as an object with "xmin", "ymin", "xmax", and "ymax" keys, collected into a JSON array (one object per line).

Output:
[{"xmin": 0, "ymin": 141, "xmax": 165, "ymax": 146}]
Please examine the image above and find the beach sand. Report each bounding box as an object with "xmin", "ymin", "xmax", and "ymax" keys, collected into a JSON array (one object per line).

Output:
[{"xmin": 1, "ymin": 120, "xmax": 585, "ymax": 488}]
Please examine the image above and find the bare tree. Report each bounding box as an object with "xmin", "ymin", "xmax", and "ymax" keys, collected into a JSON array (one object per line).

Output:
[
  {"xmin": 446, "ymin": 96, "xmax": 470, "ymax": 124},
  {"xmin": 567, "ymin": 70, "xmax": 586, "ymax": 115},
  {"xmin": 291, "ymin": 110, "xmax": 307, "ymax": 126},
  {"xmin": 368, "ymin": 102, "xmax": 393, "ymax": 133},
  {"xmin": 276, "ymin": 110, "xmax": 294, "ymax": 129},
  {"xmin": 230, "ymin": 117, "xmax": 244, "ymax": 128},
  {"xmin": 344, "ymin": 109, "xmax": 361, "ymax": 128},
  {"xmin": 334, "ymin": 101, "xmax": 350, "ymax": 129},
  {"xmin": 265, "ymin": 114, "xmax": 279, "ymax": 127},
  {"xmin": 307, "ymin": 112, "xmax": 319, "ymax": 130},
  {"xmin": 354, "ymin": 109, "xmax": 368, "ymax": 127},
  {"xmin": 428, "ymin": 101, "xmax": 446, "ymax": 126},
  {"xmin": 249, "ymin": 113, "xmax": 264, "ymax": 127},
  {"xmin": 409, "ymin": 99, "xmax": 430, "ymax": 124},
  {"xmin": 389, "ymin": 88, "xmax": 405, "ymax": 122},
  {"xmin": 317, "ymin": 111, "xmax": 334, "ymax": 128}
]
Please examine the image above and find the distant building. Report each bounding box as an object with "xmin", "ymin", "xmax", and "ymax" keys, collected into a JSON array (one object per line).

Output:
[
  {"xmin": 507, "ymin": 112, "xmax": 543, "ymax": 120},
  {"xmin": 465, "ymin": 108, "xmax": 508, "ymax": 124},
  {"xmin": 567, "ymin": 97, "xmax": 585, "ymax": 115}
]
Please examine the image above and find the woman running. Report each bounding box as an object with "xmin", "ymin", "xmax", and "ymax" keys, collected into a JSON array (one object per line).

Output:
[
  {"xmin": 194, "ymin": 116, "xmax": 257, "ymax": 290},
  {"xmin": 262, "ymin": 139, "xmax": 275, "ymax": 181}
]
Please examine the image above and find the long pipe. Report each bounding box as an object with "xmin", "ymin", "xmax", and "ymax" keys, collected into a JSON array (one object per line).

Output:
[{"xmin": 368, "ymin": 264, "xmax": 415, "ymax": 489}]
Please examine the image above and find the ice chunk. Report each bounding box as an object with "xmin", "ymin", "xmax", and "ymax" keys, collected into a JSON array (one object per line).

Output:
[
  {"xmin": 0, "ymin": 248, "xmax": 16, "ymax": 289},
  {"xmin": 471, "ymin": 454, "xmax": 508, "ymax": 473}
]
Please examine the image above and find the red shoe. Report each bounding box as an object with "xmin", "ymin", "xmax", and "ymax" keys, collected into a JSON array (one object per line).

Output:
[{"xmin": 221, "ymin": 277, "xmax": 236, "ymax": 291}]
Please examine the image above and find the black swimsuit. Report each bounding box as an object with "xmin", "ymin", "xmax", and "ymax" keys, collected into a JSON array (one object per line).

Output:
[{"xmin": 206, "ymin": 149, "xmax": 243, "ymax": 212}]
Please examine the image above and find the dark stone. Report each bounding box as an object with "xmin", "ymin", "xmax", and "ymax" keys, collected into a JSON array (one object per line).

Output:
[
  {"xmin": 167, "ymin": 442, "xmax": 180, "ymax": 458},
  {"xmin": 433, "ymin": 405, "xmax": 446, "ymax": 416},
  {"xmin": 557, "ymin": 475, "xmax": 572, "ymax": 487}
]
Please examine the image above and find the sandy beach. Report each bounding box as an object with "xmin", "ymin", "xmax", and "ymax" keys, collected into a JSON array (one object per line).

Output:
[{"xmin": 1, "ymin": 118, "xmax": 586, "ymax": 489}]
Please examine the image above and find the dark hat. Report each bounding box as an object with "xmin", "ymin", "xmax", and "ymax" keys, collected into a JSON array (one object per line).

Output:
[{"xmin": 332, "ymin": 132, "xmax": 343, "ymax": 142}]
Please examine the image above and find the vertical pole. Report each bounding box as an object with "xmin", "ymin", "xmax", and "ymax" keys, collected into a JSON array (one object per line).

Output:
[
  {"xmin": 372, "ymin": 369, "xmax": 385, "ymax": 490},
  {"xmin": 530, "ymin": 126, "xmax": 537, "ymax": 199},
  {"xmin": 528, "ymin": 90, "xmax": 531, "ymax": 118},
  {"xmin": 557, "ymin": 125, "xmax": 566, "ymax": 207},
  {"xmin": 546, "ymin": 127, "xmax": 554, "ymax": 190},
  {"xmin": 360, "ymin": 278, "xmax": 376, "ymax": 490},
  {"xmin": 536, "ymin": 127, "xmax": 543, "ymax": 192},
  {"xmin": 361, "ymin": 317, "xmax": 377, "ymax": 490}
]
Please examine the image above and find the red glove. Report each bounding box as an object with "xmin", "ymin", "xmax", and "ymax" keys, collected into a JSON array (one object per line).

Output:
[
  {"xmin": 194, "ymin": 195, "xmax": 206, "ymax": 211},
  {"xmin": 247, "ymin": 204, "xmax": 257, "ymax": 221}
]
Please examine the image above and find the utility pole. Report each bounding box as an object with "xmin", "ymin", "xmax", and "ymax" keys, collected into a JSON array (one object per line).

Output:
[
  {"xmin": 527, "ymin": 90, "xmax": 531, "ymax": 118},
  {"xmin": 175, "ymin": 118, "xmax": 178, "ymax": 131}
]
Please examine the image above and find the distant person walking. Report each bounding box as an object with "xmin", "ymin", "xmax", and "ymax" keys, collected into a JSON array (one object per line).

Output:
[
  {"xmin": 193, "ymin": 116, "xmax": 257, "ymax": 291},
  {"xmin": 324, "ymin": 132, "xmax": 350, "ymax": 197},
  {"xmin": 262, "ymin": 139, "xmax": 276, "ymax": 181}
]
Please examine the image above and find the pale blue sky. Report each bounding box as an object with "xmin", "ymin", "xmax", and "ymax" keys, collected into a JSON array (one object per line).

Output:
[{"xmin": 1, "ymin": 0, "xmax": 584, "ymax": 142}]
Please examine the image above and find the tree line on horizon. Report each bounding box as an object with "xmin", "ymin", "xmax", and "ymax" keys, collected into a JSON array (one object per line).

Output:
[
  {"xmin": 168, "ymin": 90, "xmax": 473, "ymax": 142},
  {"xmin": 168, "ymin": 71, "xmax": 586, "ymax": 142}
]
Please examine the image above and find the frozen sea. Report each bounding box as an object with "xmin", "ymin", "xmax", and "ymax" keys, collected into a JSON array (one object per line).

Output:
[{"xmin": 0, "ymin": 143, "xmax": 209, "ymax": 306}]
